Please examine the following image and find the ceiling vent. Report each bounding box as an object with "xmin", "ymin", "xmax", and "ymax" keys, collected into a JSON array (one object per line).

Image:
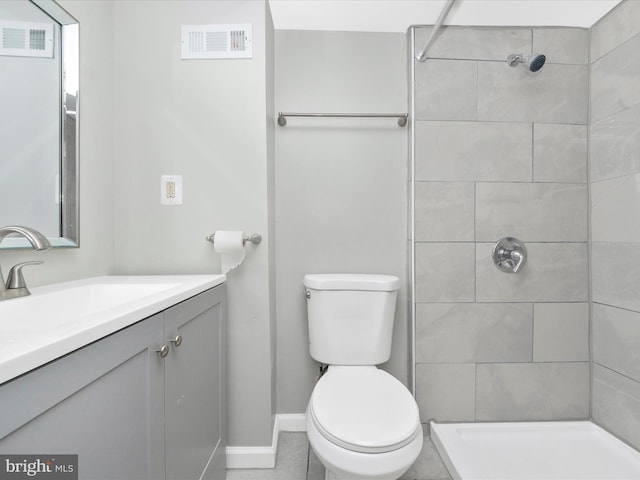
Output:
[
  {"xmin": 0, "ymin": 21, "xmax": 54, "ymax": 58},
  {"xmin": 181, "ymin": 24, "xmax": 252, "ymax": 59}
]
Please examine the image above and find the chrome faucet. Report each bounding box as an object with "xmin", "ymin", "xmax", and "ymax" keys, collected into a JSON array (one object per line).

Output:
[{"xmin": 0, "ymin": 225, "xmax": 52, "ymax": 301}]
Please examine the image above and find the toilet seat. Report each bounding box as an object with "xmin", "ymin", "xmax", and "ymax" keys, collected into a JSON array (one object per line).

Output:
[{"xmin": 308, "ymin": 366, "xmax": 421, "ymax": 454}]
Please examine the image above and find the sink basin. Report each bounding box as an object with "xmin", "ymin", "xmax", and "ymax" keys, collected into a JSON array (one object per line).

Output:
[
  {"xmin": 0, "ymin": 275, "xmax": 226, "ymax": 384},
  {"xmin": 2, "ymin": 280, "xmax": 182, "ymax": 330}
]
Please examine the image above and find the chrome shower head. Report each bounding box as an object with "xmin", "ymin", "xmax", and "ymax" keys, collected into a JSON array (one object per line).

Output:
[{"xmin": 507, "ymin": 53, "xmax": 546, "ymax": 72}]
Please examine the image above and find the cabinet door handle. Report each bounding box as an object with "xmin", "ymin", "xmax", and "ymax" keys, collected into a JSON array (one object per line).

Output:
[
  {"xmin": 171, "ymin": 335, "xmax": 183, "ymax": 348},
  {"xmin": 157, "ymin": 345, "xmax": 170, "ymax": 358}
]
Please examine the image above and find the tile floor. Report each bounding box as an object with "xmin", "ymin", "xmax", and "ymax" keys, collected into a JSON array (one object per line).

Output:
[{"xmin": 226, "ymin": 431, "xmax": 452, "ymax": 480}]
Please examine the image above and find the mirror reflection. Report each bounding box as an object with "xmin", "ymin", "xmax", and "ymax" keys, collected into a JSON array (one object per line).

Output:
[{"xmin": 0, "ymin": 0, "xmax": 78, "ymax": 248}]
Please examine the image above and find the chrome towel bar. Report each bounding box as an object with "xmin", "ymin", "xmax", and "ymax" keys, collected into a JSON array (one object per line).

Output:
[{"xmin": 277, "ymin": 112, "xmax": 408, "ymax": 127}]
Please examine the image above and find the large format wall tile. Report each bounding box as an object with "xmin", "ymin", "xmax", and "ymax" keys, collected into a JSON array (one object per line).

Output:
[
  {"xmin": 533, "ymin": 124, "xmax": 587, "ymax": 183},
  {"xmin": 415, "ymin": 243, "xmax": 475, "ymax": 302},
  {"xmin": 415, "ymin": 26, "xmax": 531, "ymax": 61},
  {"xmin": 415, "ymin": 364, "xmax": 476, "ymax": 422},
  {"xmin": 478, "ymin": 63, "xmax": 588, "ymax": 124},
  {"xmin": 593, "ymin": 303, "xmax": 640, "ymax": 382},
  {"xmin": 592, "ymin": 174, "xmax": 640, "ymax": 242},
  {"xmin": 592, "ymin": 364, "xmax": 640, "ymax": 451},
  {"xmin": 415, "ymin": 121, "xmax": 531, "ymax": 181},
  {"xmin": 591, "ymin": 34, "xmax": 640, "ymax": 122},
  {"xmin": 533, "ymin": 303, "xmax": 589, "ymax": 362},
  {"xmin": 592, "ymin": 242, "xmax": 640, "ymax": 312},
  {"xmin": 590, "ymin": 103, "xmax": 640, "ymax": 181},
  {"xmin": 415, "ymin": 60, "xmax": 477, "ymax": 121},
  {"xmin": 591, "ymin": 0, "xmax": 640, "ymax": 62},
  {"xmin": 476, "ymin": 243, "xmax": 588, "ymax": 303},
  {"xmin": 416, "ymin": 303, "xmax": 533, "ymax": 363},
  {"xmin": 476, "ymin": 183, "xmax": 588, "ymax": 242},
  {"xmin": 533, "ymin": 28, "xmax": 589, "ymax": 65},
  {"xmin": 590, "ymin": 2, "xmax": 640, "ymax": 448},
  {"xmin": 415, "ymin": 182, "xmax": 474, "ymax": 241},
  {"xmin": 476, "ymin": 362, "xmax": 589, "ymax": 421}
]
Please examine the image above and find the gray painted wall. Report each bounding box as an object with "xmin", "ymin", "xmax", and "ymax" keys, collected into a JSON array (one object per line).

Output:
[
  {"xmin": 412, "ymin": 26, "xmax": 590, "ymax": 423},
  {"xmin": 274, "ymin": 30, "xmax": 408, "ymax": 414},
  {"xmin": 589, "ymin": 0, "xmax": 640, "ymax": 451},
  {"xmin": 112, "ymin": 1, "xmax": 275, "ymax": 447},
  {"xmin": 1, "ymin": 0, "xmax": 115, "ymax": 284}
]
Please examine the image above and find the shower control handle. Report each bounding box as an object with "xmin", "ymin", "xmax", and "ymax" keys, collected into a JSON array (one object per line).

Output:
[
  {"xmin": 492, "ymin": 237, "xmax": 527, "ymax": 273},
  {"xmin": 510, "ymin": 250, "xmax": 525, "ymax": 273}
]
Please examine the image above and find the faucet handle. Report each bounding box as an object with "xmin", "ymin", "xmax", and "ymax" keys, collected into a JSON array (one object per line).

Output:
[
  {"xmin": 6, "ymin": 261, "xmax": 44, "ymax": 290},
  {"xmin": 510, "ymin": 250, "xmax": 525, "ymax": 273}
]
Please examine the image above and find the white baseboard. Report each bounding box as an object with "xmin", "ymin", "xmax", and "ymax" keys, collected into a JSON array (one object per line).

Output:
[
  {"xmin": 226, "ymin": 413, "xmax": 306, "ymax": 469},
  {"xmin": 277, "ymin": 413, "xmax": 307, "ymax": 432},
  {"xmin": 225, "ymin": 445, "xmax": 277, "ymax": 469}
]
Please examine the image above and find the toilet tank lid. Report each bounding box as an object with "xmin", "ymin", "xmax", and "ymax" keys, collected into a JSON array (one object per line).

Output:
[{"xmin": 303, "ymin": 274, "xmax": 400, "ymax": 291}]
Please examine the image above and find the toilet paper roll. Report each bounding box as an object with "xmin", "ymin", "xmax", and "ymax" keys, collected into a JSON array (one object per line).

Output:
[{"xmin": 213, "ymin": 230, "xmax": 246, "ymax": 274}]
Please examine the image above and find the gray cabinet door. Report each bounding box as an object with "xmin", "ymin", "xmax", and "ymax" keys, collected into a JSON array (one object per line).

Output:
[
  {"xmin": 0, "ymin": 313, "xmax": 166, "ymax": 480},
  {"xmin": 164, "ymin": 285, "xmax": 227, "ymax": 480}
]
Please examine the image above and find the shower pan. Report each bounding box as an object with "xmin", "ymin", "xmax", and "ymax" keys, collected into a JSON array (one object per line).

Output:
[{"xmin": 432, "ymin": 421, "xmax": 640, "ymax": 480}]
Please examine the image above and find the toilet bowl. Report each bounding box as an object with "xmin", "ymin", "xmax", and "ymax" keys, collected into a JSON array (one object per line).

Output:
[
  {"xmin": 306, "ymin": 366, "xmax": 423, "ymax": 480},
  {"xmin": 303, "ymin": 274, "xmax": 423, "ymax": 480}
]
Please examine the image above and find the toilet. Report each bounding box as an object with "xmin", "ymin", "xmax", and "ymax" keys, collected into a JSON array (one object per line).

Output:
[{"xmin": 304, "ymin": 274, "xmax": 423, "ymax": 480}]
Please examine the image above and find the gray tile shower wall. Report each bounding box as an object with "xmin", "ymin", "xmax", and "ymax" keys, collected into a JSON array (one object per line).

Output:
[
  {"xmin": 590, "ymin": 103, "xmax": 640, "ymax": 182},
  {"xmin": 415, "ymin": 121, "xmax": 532, "ymax": 181},
  {"xmin": 592, "ymin": 364, "xmax": 640, "ymax": 451},
  {"xmin": 533, "ymin": 124, "xmax": 587, "ymax": 183},
  {"xmin": 477, "ymin": 62, "xmax": 588, "ymax": 124},
  {"xmin": 475, "ymin": 362, "xmax": 590, "ymax": 421},
  {"xmin": 475, "ymin": 242, "xmax": 589, "ymax": 303},
  {"xmin": 412, "ymin": 25, "xmax": 590, "ymax": 423},
  {"xmin": 590, "ymin": 0, "xmax": 640, "ymax": 62},
  {"xmin": 590, "ymin": 0, "xmax": 640, "ymax": 451}
]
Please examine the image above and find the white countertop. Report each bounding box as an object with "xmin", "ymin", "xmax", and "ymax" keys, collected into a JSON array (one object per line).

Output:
[{"xmin": 0, "ymin": 275, "xmax": 226, "ymax": 385}]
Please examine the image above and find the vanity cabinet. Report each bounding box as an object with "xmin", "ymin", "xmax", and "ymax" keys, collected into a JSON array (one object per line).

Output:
[
  {"xmin": 164, "ymin": 286, "xmax": 227, "ymax": 480},
  {"xmin": 0, "ymin": 284, "xmax": 226, "ymax": 480}
]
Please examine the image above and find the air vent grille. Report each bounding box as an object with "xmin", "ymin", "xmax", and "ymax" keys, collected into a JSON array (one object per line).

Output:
[
  {"xmin": 188, "ymin": 31, "xmax": 204, "ymax": 53},
  {"xmin": 29, "ymin": 28, "xmax": 47, "ymax": 50},
  {"xmin": 3, "ymin": 28, "xmax": 25, "ymax": 49},
  {"xmin": 206, "ymin": 31, "xmax": 226, "ymax": 52},
  {"xmin": 181, "ymin": 24, "xmax": 252, "ymax": 59},
  {"xmin": 230, "ymin": 30, "xmax": 245, "ymax": 52},
  {"xmin": 0, "ymin": 21, "xmax": 53, "ymax": 58}
]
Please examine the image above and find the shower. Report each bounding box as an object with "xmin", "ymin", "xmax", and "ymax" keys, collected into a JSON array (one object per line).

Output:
[{"xmin": 506, "ymin": 53, "xmax": 546, "ymax": 72}]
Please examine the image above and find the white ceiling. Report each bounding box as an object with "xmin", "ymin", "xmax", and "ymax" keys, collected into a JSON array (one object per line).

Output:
[{"xmin": 268, "ymin": 0, "xmax": 622, "ymax": 32}]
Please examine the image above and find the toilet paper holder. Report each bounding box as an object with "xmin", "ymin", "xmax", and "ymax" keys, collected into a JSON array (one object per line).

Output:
[{"xmin": 205, "ymin": 232, "xmax": 262, "ymax": 246}]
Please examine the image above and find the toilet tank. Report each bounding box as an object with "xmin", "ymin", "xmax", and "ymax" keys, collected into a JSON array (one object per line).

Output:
[{"xmin": 304, "ymin": 274, "xmax": 400, "ymax": 365}]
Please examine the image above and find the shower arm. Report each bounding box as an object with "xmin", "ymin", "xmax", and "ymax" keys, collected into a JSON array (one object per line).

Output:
[{"xmin": 415, "ymin": 0, "xmax": 456, "ymax": 62}]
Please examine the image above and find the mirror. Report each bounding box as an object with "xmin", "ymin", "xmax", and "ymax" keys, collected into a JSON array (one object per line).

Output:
[{"xmin": 0, "ymin": 0, "xmax": 78, "ymax": 249}]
